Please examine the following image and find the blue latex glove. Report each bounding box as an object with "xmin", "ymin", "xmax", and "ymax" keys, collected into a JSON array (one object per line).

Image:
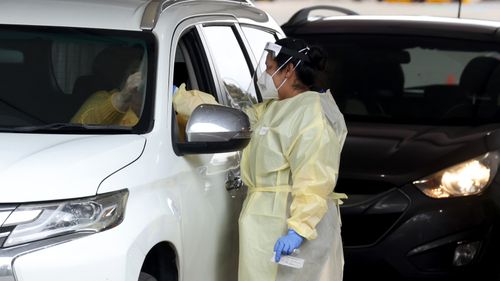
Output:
[{"xmin": 273, "ymin": 229, "xmax": 304, "ymax": 262}]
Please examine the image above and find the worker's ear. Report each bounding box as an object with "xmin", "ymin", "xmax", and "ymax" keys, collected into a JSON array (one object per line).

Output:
[{"xmin": 284, "ymin": 63, "xmax": 295, "ymax": 78}]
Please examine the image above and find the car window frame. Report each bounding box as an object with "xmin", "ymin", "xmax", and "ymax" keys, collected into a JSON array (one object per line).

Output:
[{"xmin": 169, "ymin": 16, "xmax": 235, "ymax": 155}]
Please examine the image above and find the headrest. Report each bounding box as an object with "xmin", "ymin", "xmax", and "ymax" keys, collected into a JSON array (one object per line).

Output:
[
  {"xmin": 92, "ymin": 46, "xmax": 143, "ymax": 87},
  {"xmin": 484, "ymin": 65, "xmax": 500, "ymax": 96},
  {"xmin": 460, "ymin": 56, "xmax": 499, "ymax": 95},
  {"xmin": 357, "ymin": 60, "xmax": 404, "ymax": 97}
]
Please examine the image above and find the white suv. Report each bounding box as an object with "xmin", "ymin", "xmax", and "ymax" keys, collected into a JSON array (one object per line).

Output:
[{"xmin": 0, "ymin": 0, "xmax": 284, "ymax": 280}]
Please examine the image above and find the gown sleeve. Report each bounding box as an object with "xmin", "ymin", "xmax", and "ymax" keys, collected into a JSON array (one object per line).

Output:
[
  {"xmin": 286, "ymin": 99, "xmax": 344, "ymax": 240},
  {"xmin": 71, "ymin": 91, "xmax": 132, "ymax": 125},
  {"xmin": 173, "ymin": 82, "xmax": 265, "ymax": 129}
]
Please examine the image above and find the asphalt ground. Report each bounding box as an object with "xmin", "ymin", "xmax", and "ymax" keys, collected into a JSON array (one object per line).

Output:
[{"xmin": 254, "ymin": 0, "xmax": 500, "ymax": 25}]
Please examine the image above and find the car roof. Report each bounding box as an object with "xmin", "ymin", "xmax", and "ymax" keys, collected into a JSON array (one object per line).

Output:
[
  {"xmin": 0, "ymin": 0, "xmax": 148, "ymax": 30},
  {"xmin": 0, "ymin": 0, "xmax": 258, "ymax": 31},
  {"xmin": 283, "ymin": 15, "xmax": 500, "ymax": 41}
]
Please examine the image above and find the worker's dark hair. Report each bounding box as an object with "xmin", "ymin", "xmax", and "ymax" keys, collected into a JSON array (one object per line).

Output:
[{"xmin": 274, "ymin": 37, "xmax": 327, "ymax": 91}]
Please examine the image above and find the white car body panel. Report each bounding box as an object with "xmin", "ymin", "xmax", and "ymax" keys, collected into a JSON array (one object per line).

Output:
[
  {"xmin": 0, "ymin": 134, "xmax": 145, "ymax": 202},
  {"xmin": 13, "ymin": 186, "xmax": 182, "ymax": 281}
]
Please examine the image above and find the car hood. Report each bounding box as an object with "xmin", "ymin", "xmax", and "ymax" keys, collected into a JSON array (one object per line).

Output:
[
  {"xmin": 341, "ymin": 123, "xmax": 500, "ymax": 186},
  {"xmin": 0, "ymin": 133, "xmax": 145, "ymax": 203}
]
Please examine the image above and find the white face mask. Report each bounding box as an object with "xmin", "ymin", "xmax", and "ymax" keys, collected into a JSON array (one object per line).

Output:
[
  {"xmin": 257, "ymin": 71, "xmax": 278, "ymax": 100},
  {"xmin": 257, "ymin": 71, "xmax": 289, "ymax": 101}
]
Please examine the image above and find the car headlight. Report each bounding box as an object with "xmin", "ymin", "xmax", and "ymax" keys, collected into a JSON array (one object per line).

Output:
[
  {"xmin": 413, "ymin": 151, "xmax": 499, "ymax": 198},
  {"xmin": 2, "ymin": 190, "xmax": 128, "ymax": 247}
]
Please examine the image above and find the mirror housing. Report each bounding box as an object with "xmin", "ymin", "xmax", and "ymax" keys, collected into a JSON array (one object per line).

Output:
[{"xmin": 177, "ymin": 104, "xmax": 251, "ymax": 154}]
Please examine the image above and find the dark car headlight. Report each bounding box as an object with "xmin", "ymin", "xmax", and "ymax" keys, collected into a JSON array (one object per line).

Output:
[{"xmin": 413, "ymin": 151, "xmax": 499, "ymax": 198}]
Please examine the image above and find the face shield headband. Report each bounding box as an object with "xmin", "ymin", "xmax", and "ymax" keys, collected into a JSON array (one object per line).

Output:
[
  {"xmin": 265, "ymin": 42, "xmax": 310, "ymax": 64},
  {"xmin": 252, "ymin": 42, "xmax": 310, "ymax": 100}
]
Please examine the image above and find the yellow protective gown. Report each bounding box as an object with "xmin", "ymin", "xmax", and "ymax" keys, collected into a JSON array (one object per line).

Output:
[
  {"xmin": 173, "ymin": 83, "xmax": 218, "ymax": 141},
  {"xmin": 172, "ymin": 87, "xmax": 347, "ymax": 281},
  {"xmin": 71, "ymin": 90, "xmax": 138, "ymax": 126},
  {"xmin": 239, "ymin": 91, "xmax": 347, "ymax": 281}
]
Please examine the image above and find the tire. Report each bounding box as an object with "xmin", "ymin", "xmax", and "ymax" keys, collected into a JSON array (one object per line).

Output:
[{"xmin": 139, "ymin": 272, "xmax": 158, "ymax": 281}]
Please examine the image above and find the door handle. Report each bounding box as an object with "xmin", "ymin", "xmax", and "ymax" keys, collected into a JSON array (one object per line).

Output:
[{"xmin": 225, "ymin": 169, "xmax": 243, "ymax": 191}]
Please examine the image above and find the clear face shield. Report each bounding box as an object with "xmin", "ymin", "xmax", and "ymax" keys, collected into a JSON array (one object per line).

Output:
[{"xmin": 252, "ymin": 42, "xmax": 309, "ymax": 101}]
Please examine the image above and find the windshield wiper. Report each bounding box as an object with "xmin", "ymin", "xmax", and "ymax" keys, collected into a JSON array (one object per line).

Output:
[{"xmin": 0, "ymin": 123, "xmax": 133, "ymax": 133}]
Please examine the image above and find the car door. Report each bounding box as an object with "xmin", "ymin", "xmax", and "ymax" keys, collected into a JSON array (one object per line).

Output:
[
  {"xmin": 196, "ymin": 19, "xmax": 282, "ymax": 277},
  {"xmin": 168, "ymin": 17, "xmax": 247, "ymax": 281},
  {"xmin": 198, "ymin": 23, "xmax": 281, "ymax": 232},
  {"xmin": 169, "ymin": 16, "xmax": 279, "ymax": 280}
]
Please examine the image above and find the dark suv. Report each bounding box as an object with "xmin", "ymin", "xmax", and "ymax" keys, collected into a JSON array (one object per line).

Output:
[{"xmin": 283, "ymin": 6, "xmax": 500, "ymax": 280}]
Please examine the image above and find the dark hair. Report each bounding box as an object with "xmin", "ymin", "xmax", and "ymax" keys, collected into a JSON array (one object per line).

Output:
[{"xmin": 274, "ymin": 37, "xmax": 327, "ymax": 91}]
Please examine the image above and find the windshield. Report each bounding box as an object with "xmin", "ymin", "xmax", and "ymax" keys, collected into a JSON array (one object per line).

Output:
[
  {"xmin": 0, "ymin": 26, "xmax": 155, "ymax": 133},
  {"xmin": 302, "ymin": 34, "xmax": 500, "ymax": 126}
]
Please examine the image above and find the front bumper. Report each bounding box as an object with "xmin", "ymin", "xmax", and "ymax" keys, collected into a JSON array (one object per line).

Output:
[
  {"xmin": 0, "ymin": 224, "xmax": 141, "ymax": 281},
  {"xmin": 340, "ymin": 181, "xmax": 500, "ymax": 280},
  {"xmin": 0, "ymin": 233, "xmax": 89, "ymax": 281}
]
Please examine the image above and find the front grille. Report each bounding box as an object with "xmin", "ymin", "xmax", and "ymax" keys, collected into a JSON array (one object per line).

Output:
[{"xmin": 341, "ymin": 212, "xmax": 403, "ymax": 246}]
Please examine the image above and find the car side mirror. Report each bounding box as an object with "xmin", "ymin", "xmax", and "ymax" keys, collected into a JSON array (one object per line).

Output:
[{"xmin": 177, "ymin": 104, "xmax": 251, "ymax": 154}]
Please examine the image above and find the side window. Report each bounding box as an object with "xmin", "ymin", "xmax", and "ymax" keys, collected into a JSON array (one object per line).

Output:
[
  {"xmin": 172, "ymin": 28, "xmax": 217, "ymax": 145},
  {"xmin": 241, "ymin": 26, "xmax": 277, "ymax": 63},
  {"xmin": 174, "ymin": 28, "xmax": 216, "ymax": 95},
  {"xmin": 52, "ymin": 42, "xmax": 102, "ymax": 94},
  {"xmin": 202, "ymin": 25, "xmax": 257, "ymax": 108},
  {"xmin": 402, "ymin": 48, "xmax": 477, "ymax": 88},
  {"xmin": 173, "ymin": 40, "xmax": 196, "ymax": 91}
]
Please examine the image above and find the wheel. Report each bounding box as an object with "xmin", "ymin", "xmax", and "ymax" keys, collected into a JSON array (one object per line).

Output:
[{"xmin": 139, "ymin": 272, "xmax": 158, "ymax": 281}]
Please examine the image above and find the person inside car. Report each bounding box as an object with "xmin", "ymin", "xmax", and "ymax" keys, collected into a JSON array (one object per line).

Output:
[{"xmin": 71, "ymin": 58, "xmax": 145, "ymax": 126}]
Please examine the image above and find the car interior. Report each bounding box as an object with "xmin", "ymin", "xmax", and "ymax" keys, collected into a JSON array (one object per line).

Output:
[
  {"xmin": 71, "ymin": 46, "xmax": 144, "ymax": 118},
  {"xmin": 172, "ymin": 28, "xmax": 218, "ymax": 146},
  {"xmin": 0, "ymin": 34, "xmax": 67, "ymax": 126},
  {"xmin": 303, "ymin": 34, "xmax": 500, "ymax": 125},
  {"xmin": 0, "ymin": 28, "xmax": 152, "ymax": 128}
]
